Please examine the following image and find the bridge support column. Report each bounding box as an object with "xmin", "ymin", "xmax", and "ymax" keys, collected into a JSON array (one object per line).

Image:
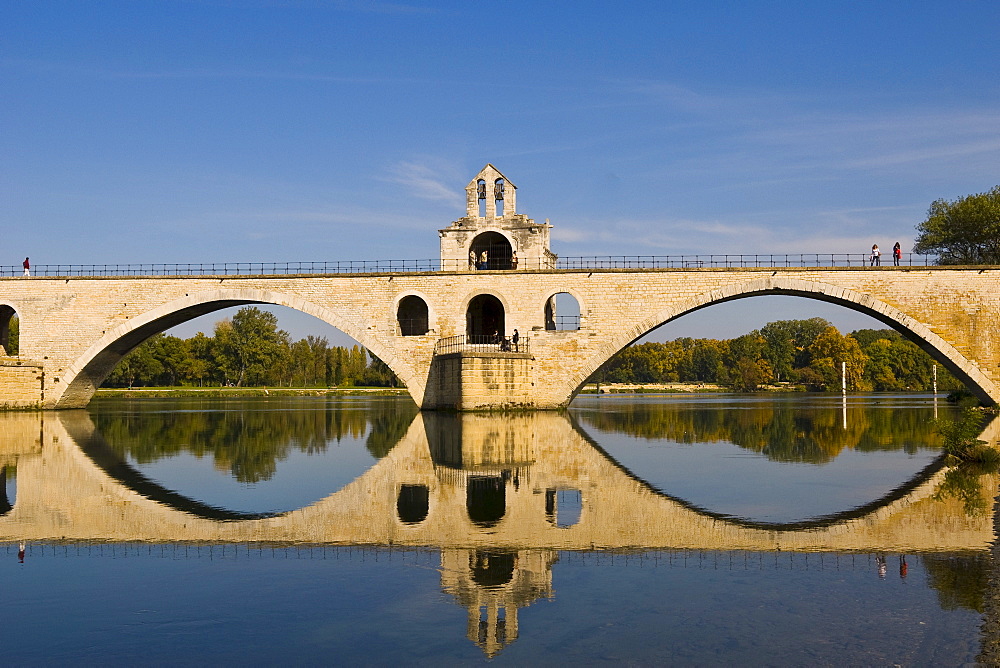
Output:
[
  {"xmin": 0, "ymin": 359, "xmax": 45, "ymax": 410},
  {"xmin": 422, "ymin": 351, "xmax": 536, "ymax": 410}
]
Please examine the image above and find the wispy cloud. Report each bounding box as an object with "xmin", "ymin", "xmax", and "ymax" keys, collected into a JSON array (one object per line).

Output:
[{"xmin": 381, "ymin": 160, "xmax": 465, "ymax": 206}]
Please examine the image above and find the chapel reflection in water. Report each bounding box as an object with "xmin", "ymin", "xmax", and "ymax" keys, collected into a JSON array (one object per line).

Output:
[{"xmin": 0, "ymin": 405, "xmax": 998, "ymax": 658}]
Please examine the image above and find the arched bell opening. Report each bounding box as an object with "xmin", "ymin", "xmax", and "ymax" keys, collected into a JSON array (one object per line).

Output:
[
  {"xmin": 494, "ymin": 178, "xmax": 506, "ymax": 217},
  {"xmin": 467, "ymin": 295, "xmax": 506, "ymax": 345},
  {"xmin": 397, "ymin": 296, "xmax": 429, "ymax": 336},
  {"xmin": 467, "ymin": 475, "xmax": 506, "ymax": 528},
  {"xmin": 470, "ymin": 232, "xmax": 513, "ymax": 271},
  {"xmin": 396, "ymin": 484, "xmax": 430, "ymax": 524},
  {"xmin": 0, "ymin": 305, "xmax": 19, "ymax": 356}
]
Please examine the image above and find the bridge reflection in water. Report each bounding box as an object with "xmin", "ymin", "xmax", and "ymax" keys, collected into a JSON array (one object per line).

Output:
[{"xmin": 1, "ymin": 409, "xmax": 998, "ymax": 658}]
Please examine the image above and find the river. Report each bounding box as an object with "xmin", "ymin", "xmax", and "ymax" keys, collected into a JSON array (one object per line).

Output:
[{"xmin": 1, "ymin": 393, "xmax": 997, "ymax": 665}]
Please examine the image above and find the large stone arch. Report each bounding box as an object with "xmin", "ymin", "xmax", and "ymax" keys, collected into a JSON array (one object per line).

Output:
[
  {"xmin": 55, "ymin": 287, "xmax": 418, "ymax": 408},
  {"xmin": 566, "ymin": 276, "xmax": 1000, "ymax": 405}
]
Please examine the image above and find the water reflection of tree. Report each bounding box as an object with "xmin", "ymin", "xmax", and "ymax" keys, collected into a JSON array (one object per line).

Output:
[
  {"xmin": 576, "ymin": 400, "xmax": 941, "ymax": 464},
  {"xmin": 933, "ymin": 463, "xmax": 998, "ymax": 517},
  {"xmin": 922, "ymin": 552, "xmax": 989, "ymax": 613},
  {"xmin": 95, "ymin": 400, "xmax": 417, "ymax": 483}
]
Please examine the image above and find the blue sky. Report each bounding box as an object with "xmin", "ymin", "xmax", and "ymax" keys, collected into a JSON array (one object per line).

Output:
[{"xmin": 4, "ymin": 1, "xmax": 999, "ymax": 344}]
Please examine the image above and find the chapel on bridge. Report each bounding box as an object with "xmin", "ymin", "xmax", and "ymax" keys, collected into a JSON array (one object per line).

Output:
[{"xmin": 439, "ymin": 165, "xmax": 556, "ymax": 271}]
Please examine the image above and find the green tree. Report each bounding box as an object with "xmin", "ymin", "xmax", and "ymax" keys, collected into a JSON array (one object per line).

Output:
[
  {"xmin": 805, "ymin": 326, "xmax": 869, "ymax": 391},
  {"xmin": 726, "ymin": 334, "xmax": 771, "ymax": 391},
  {"xmin": 213, "ymin": 307, "xmax": 290, "ymax": 386},
  {"xmin": 4, "ymin": 314, "xmax": 18, "ymax": 356},
  {"xmin": 106, "ymin": 335, "xmax": 165, "ymax": 387},
  {"xmin": 759, "ymin": 318, "xmax": 831, "ymax": 381},
  {"xmin": 181, "ymin": 332, "xmax": 214, "ymax": 386},
  {"xmin": 913, "ymin": 185, "xmax": 1000, "ymax": 264}
]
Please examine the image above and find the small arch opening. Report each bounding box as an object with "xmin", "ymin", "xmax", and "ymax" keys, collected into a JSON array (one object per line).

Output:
[
  {"xmin": 470, "ymin": 549, "xmax": 516, "ymax": 588},
  {"xmin": 397, "ymin": 484, "xmax": 430, "ymax": 524},
  {"xmin": 467, "ymin": 475, "xmax": 506, "ymax": 527},
  {"xmin": 470, "ymin": 232, "xmax": 513, "ymax": 271},
  {"xmin": 0, "ymin": 306, "xmax": 19, "ymax": 356},
  {"xmin": 544, "ymin": 293, "xmax": 581, "ymax": 331},
  {"xmin": 467, "ymin": 295, "xmax": 506, "ymax": 344},
  {"xmin": 397, "ymin": 296, "xmax": 429, "ymax": 336}
]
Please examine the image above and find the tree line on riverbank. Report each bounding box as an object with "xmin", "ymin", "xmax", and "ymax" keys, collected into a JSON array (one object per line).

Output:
[
  {"xmin": 102, "ymin": 307, "xmax": 399, "ymax": 388},
  {"xmin": 587, "ymin": 317, "xmax": 962, "ymax": 393}
]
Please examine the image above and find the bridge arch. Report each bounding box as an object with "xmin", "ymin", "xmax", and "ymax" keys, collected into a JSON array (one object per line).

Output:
[
  {"xmin": 568, "ymin": 276, "xmax": 1000, "ymax": 405},
  {"xmin": 55, "ymin": 287, "xmax": 416, "ymax": 408}
]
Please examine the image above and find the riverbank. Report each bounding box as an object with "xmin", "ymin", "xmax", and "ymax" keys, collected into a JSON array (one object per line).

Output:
[
  {"xmin": 95, "ymin": 387, "xmax": 408, "ymax": 399},
  {"xmin": 578, "ymin": 382, "xmax": 788, "ymax": 394}
]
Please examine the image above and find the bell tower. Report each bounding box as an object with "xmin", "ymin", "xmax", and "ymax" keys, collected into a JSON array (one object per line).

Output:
[{"xmin": 439, "ymin": 164, "xmax": 556, "ymax": 271}]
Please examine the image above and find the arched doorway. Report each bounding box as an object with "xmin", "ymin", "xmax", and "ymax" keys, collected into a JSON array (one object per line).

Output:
[
  {"xmin": 467, "ymin": 295, "xmax": 505, "ymax": 344},
  {"xmin": 470, "ymin": 232, "xmax": 513, "ymax": 270},
  {"xmin": 397, "ymin": 296, "xmax": 429, "ymax": 336}
]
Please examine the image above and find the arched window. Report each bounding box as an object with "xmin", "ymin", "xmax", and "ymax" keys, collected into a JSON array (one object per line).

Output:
[
  {"xmin": 397, "ymin": 484, "xmax": 429, "ymax": 524},
  {"xmin": 467, "ymin": 294, "xmax": 506, "ymax": 344},
  {"xmin": 397, "ymin": 295, "xmax": 429, "ymax": 336},
  {"xmin": 544, "ymin": 292, "xmax": 581, "ymax": 331},
  {"xmin": 0, "ymin": 305, "xmax": 19, "ymax": 356}
]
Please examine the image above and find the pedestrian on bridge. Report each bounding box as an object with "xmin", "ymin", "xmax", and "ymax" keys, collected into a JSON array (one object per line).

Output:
[
  {"xmin": 870, "ymin": 245, "xmax": 881, "ymax": 266},
  {"xmin": 22, "ymin": 257, "xmax": 29, "ymax": 276},
  {"xmin": 892, "ymin": 242, "xmax": 902, "ymax": 266}
]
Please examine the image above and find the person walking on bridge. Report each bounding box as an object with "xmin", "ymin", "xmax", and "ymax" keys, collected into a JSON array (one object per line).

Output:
[
  {"xmin": 869, "ymin": 244, "xmax": 881, "ymax": 266},
  {"xmin": 22, "ymin": 257, "xmax": 30, "ymax": 276},
  {"xmin": 892, "ymin": 242, "xmax": 902, "ymax": 266}
]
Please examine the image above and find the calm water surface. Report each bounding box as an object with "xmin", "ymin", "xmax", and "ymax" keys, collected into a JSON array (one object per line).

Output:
[{"xmin": 1, "ymin": 393, "xmax": 997, "ymax": 665}]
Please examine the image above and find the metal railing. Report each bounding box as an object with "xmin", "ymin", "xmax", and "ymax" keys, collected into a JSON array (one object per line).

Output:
[
  {"xmin": 553, "ymin": 253, "xmax": 939, "ymax": 269},
  {"xmin": 547, "ymin": 315, "xmax": 581, "ymax": 331},
  {"xmin": 1, "ymin": 254, "xmax": 943, "ymax": 278},
  {"xmin": 433, "ymin": 334, "xmax": 530, "ymax": 355}
]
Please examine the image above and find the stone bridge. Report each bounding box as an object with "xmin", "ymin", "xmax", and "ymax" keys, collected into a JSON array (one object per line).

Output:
[
  {"xmin": 2, "ymin": 164, "xmax": 998, "ymax": 409},
  {"xmin": 1, "ymin": 410, "xmax": 997, "ymax": 551},
  {"xmin": 1, "ymin": 265, "xmax": 999, "ymax": 409}
]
